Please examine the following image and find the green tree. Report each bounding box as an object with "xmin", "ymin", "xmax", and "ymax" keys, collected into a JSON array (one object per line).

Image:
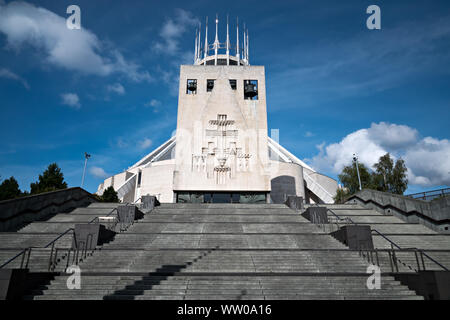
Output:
[
  {"xmin": 30, "ymin": 163, "xmax": 68, "ymax": 195},
  {"xmin": 373, "ymin": 153, "xmax": 394, "ymax": 192},
  {"xmin": 0, "ymin": 176, "xmax": 22, "ymax": 201},
  {"xmin": 338, "ymin": 162, "xmax": 374, "ymax": 195},
  {"xmin": 99, "ymin": 186, "xmax": 119, "ymax": 203},
  {"xmin": 333, "ymin": 188, "xmax": 350, "ymax": 204},
  {"xmin": 372, "ymin": 153, "xmax": 408, "ymax": 194},
  {"xmin": 391, "ymin": 158, "xmax": 408, "ymax": 194}
]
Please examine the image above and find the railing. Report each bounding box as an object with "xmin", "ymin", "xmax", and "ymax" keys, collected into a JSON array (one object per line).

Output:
[
  {"xmin": 0, "ymin": 201, "xmax": 150, "ymax": 271},
  {"xmin": 406, "ymin": 187, "xmax": 450, "ymax": 201},
  {"xmin": 307, "ymin": 206, "xmax": 449, "ymax": 272},
  {"xmin": 47, "ymin": 232, "xmax": 97, "ymax": 272},
  {"xmin": 0, "ymin": 205, "xmax": 122, "ymax": 271},
  {"xmin": 0, "ymin": 227, "xmax": 74, "ymax": 270},
  {"xmin": 358, "ymin": 246, "xmax": 449, "ymax": 273},
  {"xmin": 0, "ymin": 247, "xmax": 32, "ymax": 269},
  {"xmin": 358, "ymin": 247, "xmax": 428, "ymax": 272}
]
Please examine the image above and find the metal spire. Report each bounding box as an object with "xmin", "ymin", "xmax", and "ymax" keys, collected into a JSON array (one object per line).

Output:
[
  {"xmin": 198, "ymin": 24, "xmax": 202, "ymax": 61},
  {"xmin": 197, "ymin": 23, "xmax": 201, "ymax": 62},
  {"xmin": 194, "ymin": 15, "xmax": 249, "ymax": 65},
  {"xmin": 214, "ymin": 14, "xmax": 219, "ymax": 65},
  {"xmin": 194, "ymin": 27, "xmax": 198, "ymax": 63},
  {"xmin": 246, "ymin": 28, "xmax": 249, "ymax": 64},
  {"xmin": 204, "ymin": 16, "xmax": 208, "ymax": 59},
  {"xmin": 236, "ymin": 17, "xmax": 240, "ymax": 60},
  {"xmin": 243, "ymin": 23, "xmax": 246, "ymax": 61},
  {"xmin": 226, "ymin": 14, "xmax": 230, "ymax": 65}
]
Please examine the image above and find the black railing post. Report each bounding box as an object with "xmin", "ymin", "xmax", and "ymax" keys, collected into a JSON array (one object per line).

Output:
[
  {"xmin": 414, "ymin": 250, "xmax": 420, "ymax": 271},
  {"xmin": 48, "ymin": 242, "xmax": 55, "ymax": 271},
  {"xmin": 65, "ymin": 248, "xmax": 71, "ymax": 272},
  {"xmin": 392, "ymin": 250, "xmax": 399, "ymax": 272},
  {"xmin": 25, "ymin": 248, "xmax": 32, "ymax": 269},
  {"xmin": 388, "ymin": 250, "xmax": 394, "ymax": 272},
  {"xmin": 420, "ymin": 251, "xmax": 426, "ymax": 271},
  {"xmin": 53, "ymin": 248, "xmax": 58, "ymax": 271},
  {"xmin": 20, "ymin": 249, "xmax": 26, "ymax": 268}
]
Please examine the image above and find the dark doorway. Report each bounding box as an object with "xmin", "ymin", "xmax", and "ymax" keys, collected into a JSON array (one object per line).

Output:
[{"xmin": 176, "ymin": 192, "xmax": 267, "ymax": 204}]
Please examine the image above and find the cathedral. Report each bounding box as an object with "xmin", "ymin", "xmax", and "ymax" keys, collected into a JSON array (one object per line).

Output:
[{"xmin": 97, "ymin": 17, "xmax": 338, "ymax": 204}]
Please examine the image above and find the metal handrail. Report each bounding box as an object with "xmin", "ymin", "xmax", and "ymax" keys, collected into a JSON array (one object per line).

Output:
[
  {"xmin": 326, "ymin": 207, "xmax": 448, "ymax": 271},
  {"xmin": 0, "ymin": 249, "xmax": 28, "ymax": 269},
  {"xmin": 358, "ymin": 247, "xmax": 444, "ymax": 273},
  {"xmin": 371, "ymin": 229, "xmax": 402, "ymax": 250},
  {"xmin": 0, "ymin": 205, "xmax": 121, "ymax": 269},
  {"xmin": 413, "ymin": 249, "xmax": 448, "ymax": 271},
  {"xmin": 88, "ymin": 207, "xmax": 118, "ymax": 224},
  {"xmin": 44, "ymin": 227, "xmax": 75, "ymax": 248},
  {"xmin": 0, "ymin": 227, "xmax": 75, "ymax": 269},
  {"xmin": 133, "ymin": 197, "xmax": 142, "ymax": 205},
  {"xmin": 406, "ymin": 187, "xmax": 450, "ymax": 201},
  {"xmin": 327, "ymin": 208, "xmax": 357, "ymax": 225}
]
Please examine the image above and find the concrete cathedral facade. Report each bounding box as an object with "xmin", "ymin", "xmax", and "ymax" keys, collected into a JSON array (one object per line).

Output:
[{"xmin": 97, "ymin": 17, "xmax": 338, "ymax": 204}]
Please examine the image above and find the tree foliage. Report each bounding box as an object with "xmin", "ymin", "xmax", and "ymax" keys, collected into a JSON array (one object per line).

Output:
[
  {"xmin": 333, "ymin": 188, "xmax": 350, "ymax": 204},
  {"xmin": 391, "ymin": 158, "xmax": 408, "ymax": 194},
  {"xmin": 337, "ymin": 153, "xmax": 409, "ymax": 200},
  {"xmin": 0, "ymin": 176, "xmax": 22, "ymax": 201},
  {"xmin": 97, "ymin": 186, "xmax": 119, "ymax": 203},
  {"xmin": 30, "ymin": 163, "xmax": 68, "ymax": 195},
  {"xmin": 372, "ymin": 153, "xmax": 408, "ymax": 194},
  {"xmin": 338, "ymin": 162, "xmax": 374, "ymax": 195}
]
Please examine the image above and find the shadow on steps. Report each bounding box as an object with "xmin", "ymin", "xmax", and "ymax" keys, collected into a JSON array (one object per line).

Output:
[{"xmin": 102, "ymin": 246, "xmax": 220, "ymax": 300}]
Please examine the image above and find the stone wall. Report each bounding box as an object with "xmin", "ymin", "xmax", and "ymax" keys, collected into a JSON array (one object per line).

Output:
[
  {"xmin": 0, "ymin": 187, "xmax": 97, "ymax": 232},
  {"xmin": 346, "ymin": 189, "xmax": 450, "ymax": 234}
]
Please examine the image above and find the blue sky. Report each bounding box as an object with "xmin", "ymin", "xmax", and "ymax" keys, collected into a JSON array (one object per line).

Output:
[{"xmin": 0, "ymin": 0, "xmax": 449, "ymax": 195}]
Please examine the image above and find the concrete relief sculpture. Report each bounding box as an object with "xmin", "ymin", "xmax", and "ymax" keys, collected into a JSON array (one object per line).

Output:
[{"xmin": 192, "ymin": 114, "xmax": 252, "ymax": 185}]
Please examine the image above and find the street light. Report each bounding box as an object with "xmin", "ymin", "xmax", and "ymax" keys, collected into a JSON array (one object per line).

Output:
[
  {"xmin": 81, "ymin": 152, "xmax": 91, "ymax": 189},
  {"xmin": 353, "ymin": 153, "xmax": 362, "ymax": 191}
]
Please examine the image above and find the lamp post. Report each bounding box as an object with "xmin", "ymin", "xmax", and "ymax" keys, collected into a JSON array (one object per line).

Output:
[
  {"xmin": 81, "ymin": 152, "xmax": 91, "ymax": 189},
  {"xmin": 353, "ymin": 154, "xmax": 362, "ymax": 191}
]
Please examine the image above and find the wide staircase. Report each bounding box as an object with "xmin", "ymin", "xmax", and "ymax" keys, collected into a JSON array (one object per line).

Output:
[{"xmin": 15, "ymin": 203, "xmax": 423, "ymax": 300}]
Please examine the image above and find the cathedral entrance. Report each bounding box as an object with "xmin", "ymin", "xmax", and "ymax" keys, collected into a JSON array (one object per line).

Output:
[{"xmin": 175, "ymin": 192, "xmax": 267, "ymax": 203}]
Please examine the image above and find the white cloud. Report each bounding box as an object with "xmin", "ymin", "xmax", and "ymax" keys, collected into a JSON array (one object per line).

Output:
[
  {"xmin": 0, "ymin": 1, "xmax": 151, "ymax": 82},
  {"xmin": 368, "ymin": 122, "xmax": 418, "ymax": 150},
  {"xmin": 307, "ymin": 122, "xmax": 450, "ymax": 187},
  {"xmin": 89, "ymin": 166, "xmax": 108, "ymax": 179},
  {"xmin": 107, "ymin": 83, "xmax": 125, "ymax": 95},
  {"xmin": 404, "ymin": 137, "xmax": 450, "ymax": 186},
  {"xmin": 145, "ymin": 99, "xmax": 161, "ymax": 112},
  {"xmin": 153, "ymin": 9, "xmax": 199, "ymax": 56},
  {"xmin": 116, "ymin": 137, "xmax": 153, "ymax": 150},
  {"xmin": 61, "ymin": 93, "xmax": 81, "ymax": 109},
  {"xmin": 116, "ymin": 137, "xmax": 128, "ymax": 149},
  {"xmin": 309, "ymin": 128, "xmax": 386, "ymax": 175},
  {"xmin": 304, "ymin": 131, "xmax": 314, "ymax": 138},
  {"xmin": 0, "ymin": 67, "xmax": 29, "ymax": 89},
  {"xmin": 138, "ymin": 138, "xmax": 152, "ymax": 150},
  {"xmin": 146, "ymin": 99, "xmax": 161, "ymax": 107}
]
